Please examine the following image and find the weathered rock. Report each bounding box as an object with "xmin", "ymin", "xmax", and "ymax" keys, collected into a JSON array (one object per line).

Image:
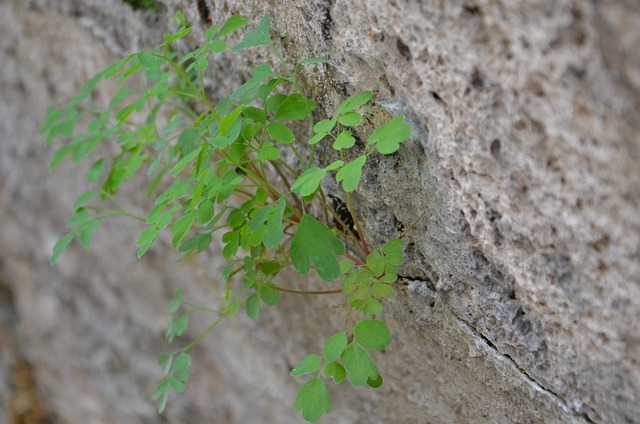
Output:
[{"xmin": 1, "ymin": 0, "xmax": 638, "ymax": 423}]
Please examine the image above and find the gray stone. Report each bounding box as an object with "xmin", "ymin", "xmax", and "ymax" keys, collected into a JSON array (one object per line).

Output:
[{"xmin": 1, "ymin": 0, "xmax": 638, "ymax": 423}]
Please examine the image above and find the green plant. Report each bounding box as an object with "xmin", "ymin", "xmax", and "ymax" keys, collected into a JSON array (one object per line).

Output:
[{"xmin": 42, "ymin": 14, "xmax": 411, "ymax": 422}]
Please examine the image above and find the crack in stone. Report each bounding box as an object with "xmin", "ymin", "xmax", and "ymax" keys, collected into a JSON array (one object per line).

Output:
[
  {"xmin": 452, "ymin": 309, "xmax": 597, "ymax": 424},
  {"xmin": 398, "ymin": 274, "xmax": 596, "ymax": 423}
]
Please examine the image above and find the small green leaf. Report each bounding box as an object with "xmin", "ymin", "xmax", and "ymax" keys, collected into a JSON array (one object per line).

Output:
[
  {"xmin": 291, "ymin": 167, "xmax": 327, "ymax": 197},
  {"xmin": 324, "ymin": 331, "xmax": 348, "ymax": 361},
  {"xmin": 372, "ymin": 282, "xmax": 394, "ymax": 298},
  {"xmin": 259, "ymin": 285, "xmax": 280, "ymax": 306},
  {"xmin": 290, "ymin": 215, "xmax": 346, "ymax": 282},
  {"xmin": 354, "ymin": 320, "xmax": 390, "ymax": 350},
  {"xmin": 335, "ymin": 156, "xmax": 366, "ymax": 192},
  {"xmin": 369, "ymin": 115, "xmax": 411, "ymax": 154},
  {"xmin": 243, "ymin": 107, "xmax": 267, "ymax": 124},
  {"xmin": 267, "ymin": 122, "xmax": 295, "ymax": 144},
  {"xmin": 163, "ymin": 26, "xmax": 191, "ymax": 43},
  {"xmin": 290, "ymin": 354, "xmax": 323, "ymax": 376},
  {"xmin": 79, "ymin": 219, "xmax": 100, "ymax": 249},
  {"xmin": 171, "ymin": 212, "xmax": 196, "ymax": 247},
  {"xmin": 313, "ymin": 118, "xmax": 336, "ymax": 134},
  {"xmin": 363, "ymin": 299, "xmax": 383, "ymax": 316},
  {"xmin": 209, "ymin": 39, "xmax": 226, "ymax": 53},
  {"xmin": 153, "ymin": 379, "xmax": 169, "ymax": 400},
  {"xmin": 232, "ymin": 13, "xmax": 271, "ymax": 51},
  {"xmin": 168, "ymin": 289, "xmax": 184, "ymax": 313},
  {"xmin": 274, "ymin": 93, "xmax": 315, "ymax": 121},
  {"xmin": 51, "ymin": 232, "xmax": 77, "ymax": 264},
  {"xmin": 245, "ymin": 293, "xmax": 260, "ymax": 319},
  {"xmin": 172, "ymin": 353, "xmax": 192, "ymax": 381},
  {"xmin": 336, "ymin": 91, "xmax": 372, "ymax": 115},
  {"xmin": 366, "ymin": 251, "xmax": 385, "ymax": 277},
  {"xmin": 86, "ymin": 159, "xmax": 106, "ymax": 182},
  {"xmin": 338, "ymin": 112, "xmax": 362, "ymax": 126},
  {"xmin": 73, "ymin": 191, "xmax": 95, "ymax": 211},
  {"xmin": 341, "ymin": 343, "xmax": 378, "ymax": 386},
  {"xmin": 322, "ymin": 361, "xmax": 346, "ymax": 384},
  {"xmin": 220, "ymin": 14, "xmax": 250, "ymax": 36},
  {"xmin": 257, "ymin": 141, "xmax": 281, "ymax": 160},
  {"xmin": 196, "ymin": 200, "xmax": 214, "ymax": 225},
  {"xmin": 294, "ymin": 378, "xmax": 332, "ymax": 422},
  {"xmin": 309, "ymin": 133, "xmax": 326, "ymax": 145},
  {"xmin": 168, "ymin": 376, "xmax": 186, "ymax": 393},
  {"xmin": 264, "ymin": 198, "xmax": 286, "ymax": 248},
  {"xmin": 332, "ymin": 131, "xmax": 356, "ymax": 150},
  {"xmin": 172, "ymin": 146, "xmax": 203, "ymax": 177}
]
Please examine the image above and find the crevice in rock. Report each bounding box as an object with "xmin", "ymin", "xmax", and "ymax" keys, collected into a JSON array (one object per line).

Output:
[{"xmin": 450, "ymin": 305, "xmax": 597, "ymax": 424}]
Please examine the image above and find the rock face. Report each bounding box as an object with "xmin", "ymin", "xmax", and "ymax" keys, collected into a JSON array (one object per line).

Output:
[{"xmin": 1, "ymin": 0, "xmax": 639, "ymax": 423}]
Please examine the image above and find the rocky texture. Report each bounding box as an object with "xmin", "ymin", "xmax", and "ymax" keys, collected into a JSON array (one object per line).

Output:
[{"xmin": 1, "ymin": 0, "xmax": 639, "ymax": 423}]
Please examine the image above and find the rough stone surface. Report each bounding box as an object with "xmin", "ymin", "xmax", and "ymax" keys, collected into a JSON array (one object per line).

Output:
[{"xmin": 1, "ymin": 0, "xmax": 638, "ymax": 423}]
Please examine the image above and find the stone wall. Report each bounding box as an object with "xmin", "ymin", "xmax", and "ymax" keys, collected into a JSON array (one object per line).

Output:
[{"xmin": 1, "ymin": 0, "xmax": 638, "ymax": 423}]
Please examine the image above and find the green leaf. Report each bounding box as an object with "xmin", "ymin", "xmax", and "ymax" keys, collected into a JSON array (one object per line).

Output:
[
  {"xmin": 369, "ymin": 115, "xmax": 411, "ymax": 155},
  {"xmin": 338, "ymin": 112, "xmax": 362, "ymax": 126},
  {"xmin": 232, "ymin": 13, "xmax": 271, "ymax": 51},
  {"xmin": 73, "ymin": 191, "xmax": 95, "ymax": 211},
  {"xmin": 290, "ymin": 215, "xmax": 345, "ymax": 282},
  {"xmin": 341, "ymin": 343, "xmax": 378, "ymax": 386},
  {"xmin": 171, "ymin": 212, "xmax": 196, "ymax": 247},
  {"xmin": 363, "ymin": 299, "xmax": 383, "ymax": 316},
  {"xmin": 86, "ymin": 158, "xmax": 106, "ymax": 182},
  {"xmin": 168, "ymin": 289, "xmax": 184, "ymax": 313},
  {"xmin": 274, "ymin": 93, "xmax": 315, "ymax": 121},
  {"xmin": 172, "ymin": 353, "xmax": 192, "ymax": 381},
  {"xmin": 245, "ymin": 293, "xmax": 260, "ymax": 319},
  {"xmin": 332, "ymin": 131, "xmax": 355, "ymax": 150},
  {"xmin": 336, "ymin": 91, "xmax": 372, "ymax": 115},
  {"xmin": 294, "ymin": 378, "xmax": 332, "ymax": 422},
  {"xmin": 259, "ymin": 284, "xmax": 280, "ymax": 306},
  {"xmin": 335, "ymin": 156, "xmax": 366, "ymax": 192},
  {"xmin": 220, "ymin": 14, "xmax": 250, "ymax": 36},
  {"xmin": 79, "ymin": 219, "xmax": 100, "ymax": 249},
  {"xmin": 291, "ymin": 167, "xmax": 327, "ymax": 197},
  {"xmin": 196, "ymin": 200, "xmax": 214, "ymax": 225},
  {"xmin": 257, "ymin": 141, "xmax": 281, "ymax": 160},
  {"xmin": 51, "ymin": 232, "xmax": 77, "ymax": 264},
  {"xmin": 209, "ymin": 39, "xmax": 226, "ymax": 53},
  {"xmin": 290, "ymin": 354, "xmax": 323, "ymax": 376},
  {"xmin": 230, "ymin": 64, "xmax": 273, "ymax": 102},
  {"xmin": 366, "ymin": 251, "xmax": 385, "ymax": 277},
  {"xmin": 354, "ymin": 320, "xmax": 390, "ymax": 350},
  {"xmin": 168, "ymin": 376, "xmax": 186, "ymax": 393},
  {"xmin": 313, "ymin": 118, "xmax": 336, "ymax": 134},
  {"xmin": 163, "ymin": 26, "xmax": 191, "ymax": 43},
  {"xmin": 243, "ymin": 106, "xmax": 267, "ymax": 124},
  {"xmin": 204, "ymin": 23, "xmax": 220, "ymax": 41},
  {"xmin": 264, "ymin": 199, "xmax": 286, "ymax": 248},
  {"xmin": 322, "ymin": 361, "xmax": 346, "ymax": 384},
  {"xmin": 381, "ymin": 238, "xmax": 404, "ymax": 265},
  {"xmin": 222, "ymin": 230, "xmax": 240, "ymax": 258},
  {"xmin": 153, "ymin": 379, "xmax": 169, "ymax": 400},
  {"xmin": 172, "ymin": 146, "xmax": 203, "ymax": 177},
  {"xmin": 324, "ymin": 331, "xmax": 348, "ymax": 361},
  {"xmin": 371, "ymin": 282, "xmax": 394, "ymax": 298},
  {"xmin": 267, "ymin": 122, "xmax": 295, "ymax": 144}
]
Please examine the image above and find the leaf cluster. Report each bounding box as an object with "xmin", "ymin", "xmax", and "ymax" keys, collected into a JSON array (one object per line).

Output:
[{"xmin": 42, "ymin": 13, "xmax": 412, "ymax": 422}]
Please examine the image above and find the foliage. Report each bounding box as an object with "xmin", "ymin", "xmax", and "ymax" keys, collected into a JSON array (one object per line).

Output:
[{"xmin": 42, "ymin": 14, "xmax": 411, "ymax": 422}]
